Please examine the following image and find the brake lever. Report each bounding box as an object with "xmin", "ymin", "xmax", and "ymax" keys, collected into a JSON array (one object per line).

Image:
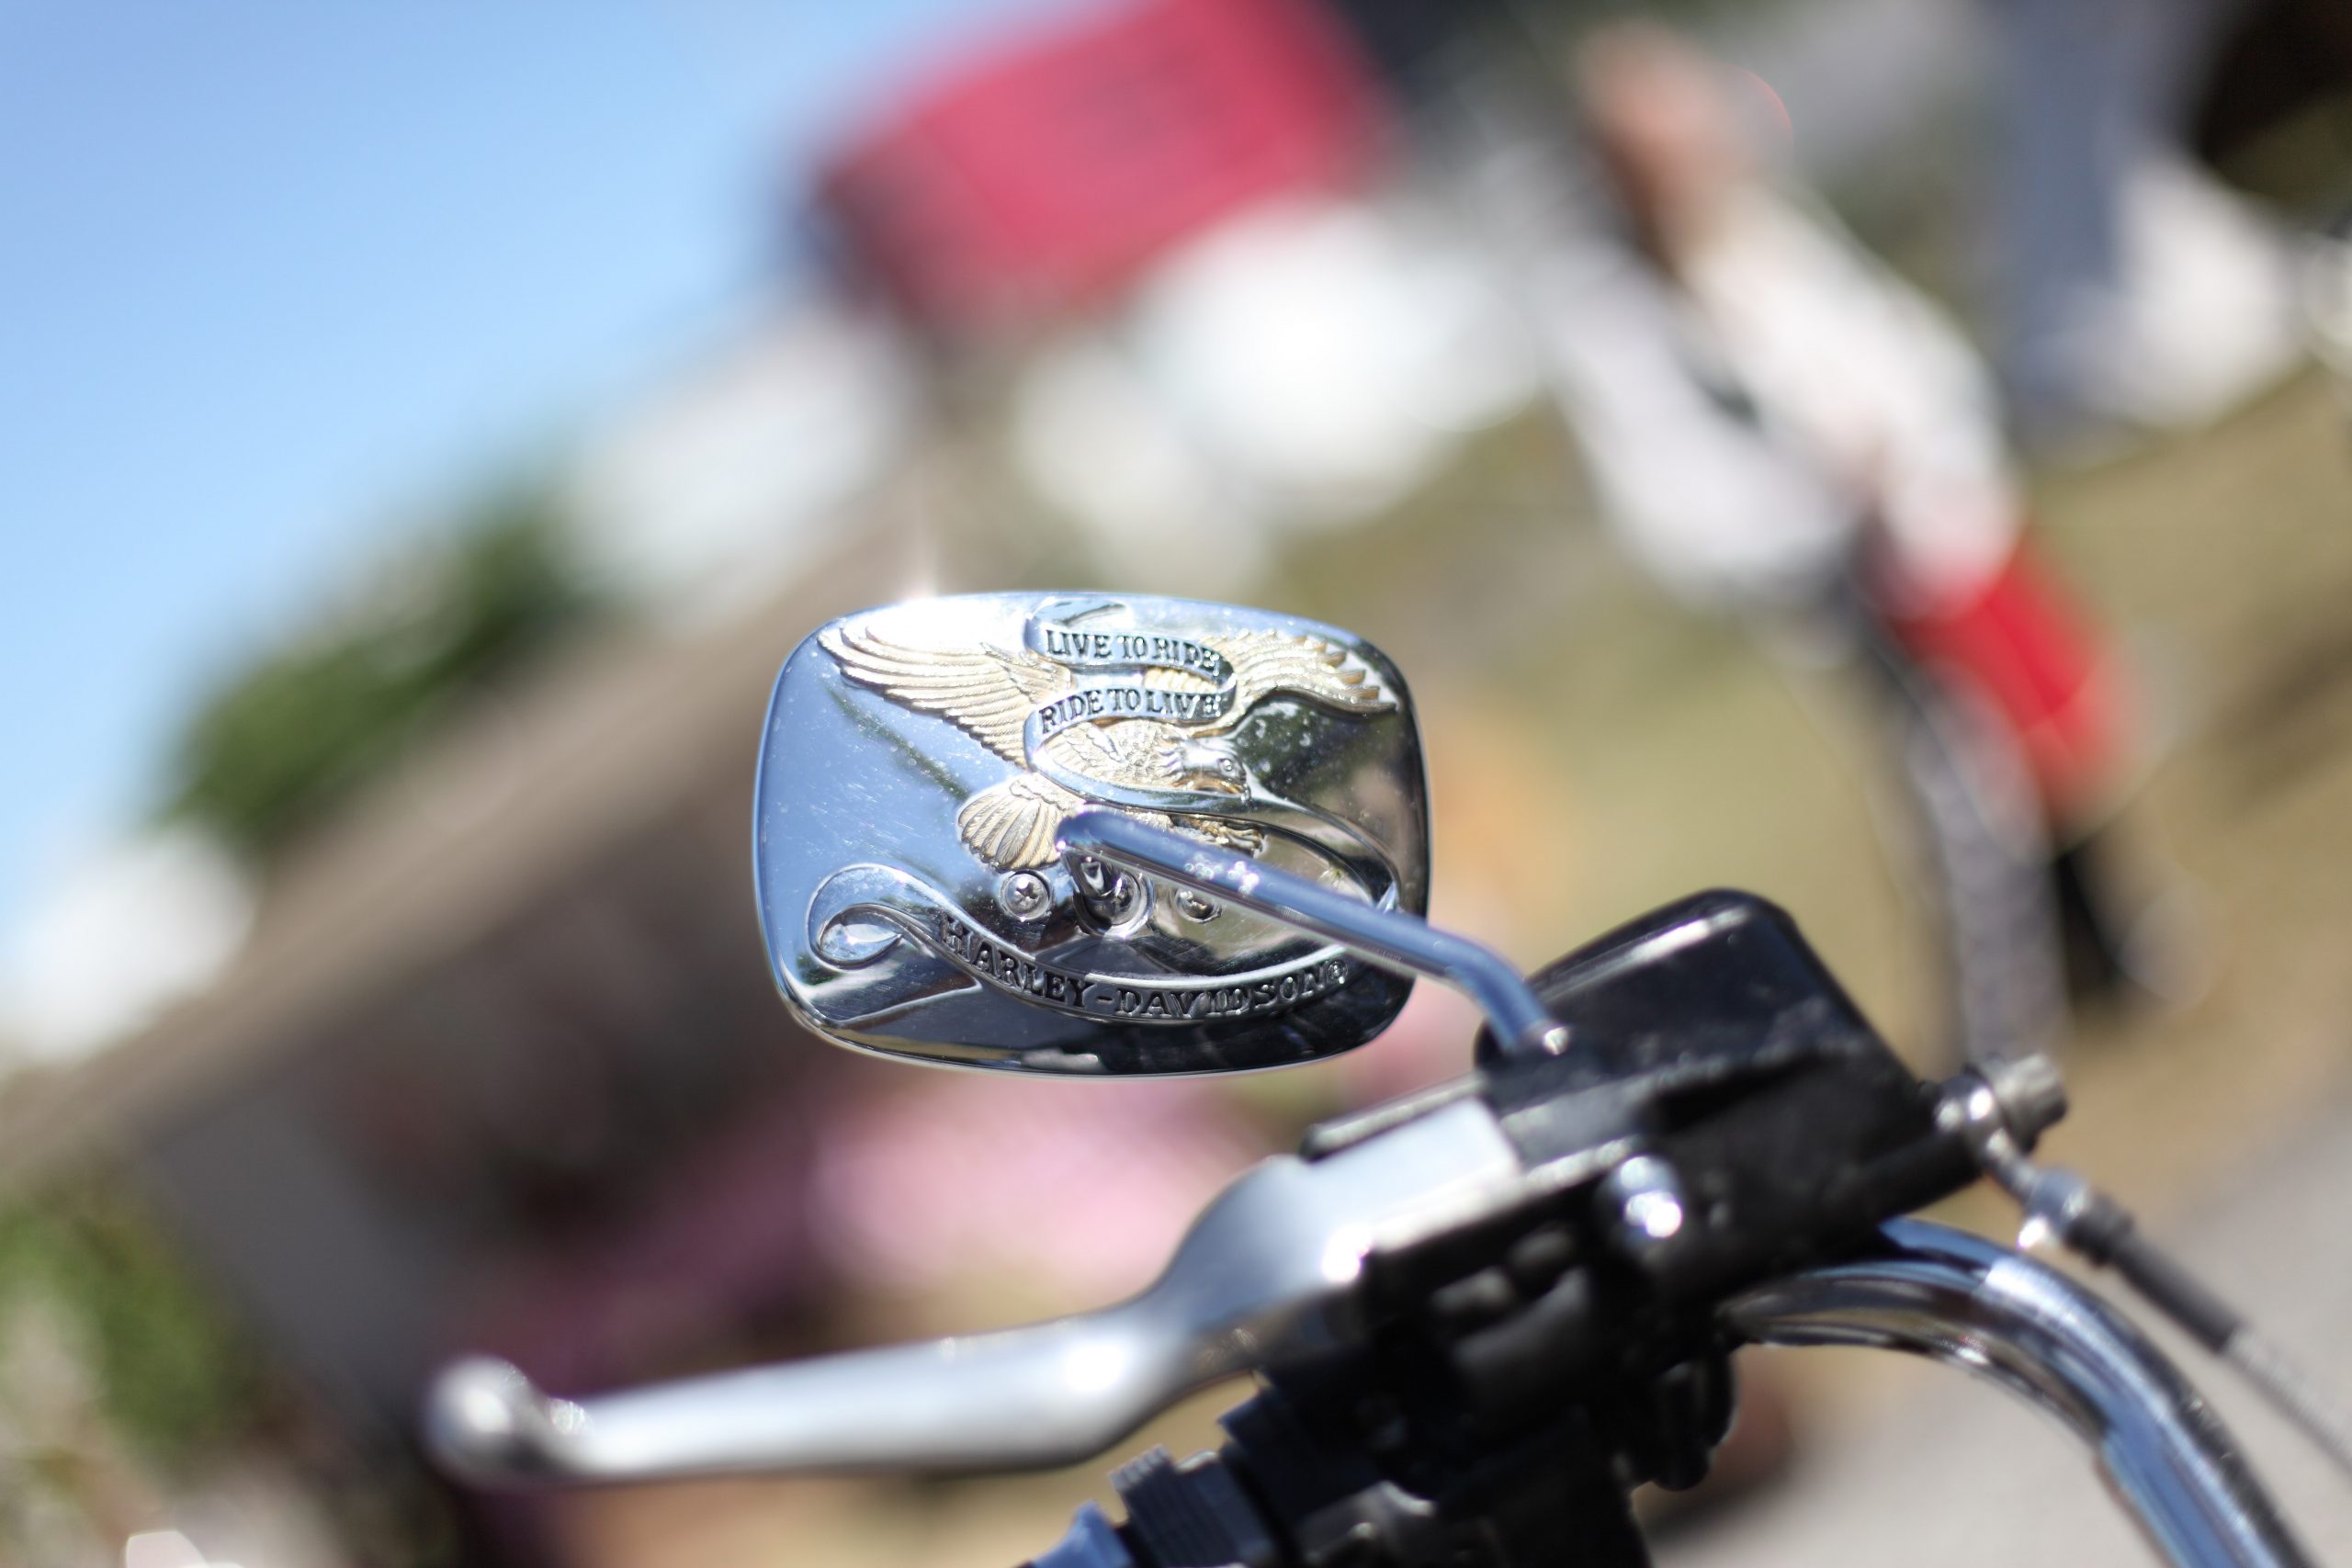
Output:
[{"xmin": 425, "ymin": 1097, "xmax": 1526, "ymax": 1484}]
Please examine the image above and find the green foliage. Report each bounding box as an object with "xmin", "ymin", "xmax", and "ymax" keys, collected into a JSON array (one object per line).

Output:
[
  {"xmin": 0, "ymin": 1178, "xmax": 266, "ymax": 1471},
  {"xmin": 163, "ymin": 488, "xmax": 599, "ymax": 863}
]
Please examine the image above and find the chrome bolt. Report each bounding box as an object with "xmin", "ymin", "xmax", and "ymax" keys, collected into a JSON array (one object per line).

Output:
[
  {"xmin": 1070, "ymin": 855, "xmax": 1146, "ymax": 931},
  {"xmin": 999, "ymin": 871, "xmax": 1052, "ymax": 922}
]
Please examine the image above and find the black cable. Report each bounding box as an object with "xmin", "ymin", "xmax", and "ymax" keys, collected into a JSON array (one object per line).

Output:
[{"xmin": 2008, "ymin": 1160, "xmax": 2352, "ymax": 1480}]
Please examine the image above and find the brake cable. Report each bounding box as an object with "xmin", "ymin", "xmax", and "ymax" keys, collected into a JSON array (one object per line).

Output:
[{"xmin": 1944, "ymin": 1063, "xmax": 2352, "ymax": 1483}]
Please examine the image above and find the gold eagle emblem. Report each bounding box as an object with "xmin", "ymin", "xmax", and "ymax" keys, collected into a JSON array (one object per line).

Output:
[{"xmin": 820, "ymin": 622, "xmax": 1393, "ymax": 870}]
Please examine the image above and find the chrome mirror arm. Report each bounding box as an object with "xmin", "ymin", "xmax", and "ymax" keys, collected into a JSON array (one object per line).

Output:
[
  {"xmin": 1060, "ymin": 809, "xmax": 1568, "ymax": 1057},
  {"xmin": 1727, "ymin": 1219, "xmax": 2316, "ymax": 1568},
  {"xmin": 425, "ymin": 1098, "xmax": 1526, "ymax": 1485}
]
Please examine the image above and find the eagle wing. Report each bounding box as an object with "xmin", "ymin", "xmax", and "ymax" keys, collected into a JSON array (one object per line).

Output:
[
  {"xmin": 820, "ymin": 623, "xmax": 1072, "ymax": 765},
  {"xmin": 1207, "ymin": 630, "xmax": 1394, "ymax": 730},
  {"xmin": 956, "ymin": 773, "xmax": 1086, "ymax": 869}
]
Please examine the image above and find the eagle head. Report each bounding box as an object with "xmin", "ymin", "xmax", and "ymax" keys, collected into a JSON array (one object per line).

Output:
[{"xmin": 1160, "ymin": 737, "xmax": 1248, "ymax": 795}]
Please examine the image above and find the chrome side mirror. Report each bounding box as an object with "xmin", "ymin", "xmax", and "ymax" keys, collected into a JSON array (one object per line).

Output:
[{"xmin": 754, "ymin": 593, "xmax": 1429, "ymax": 1074}]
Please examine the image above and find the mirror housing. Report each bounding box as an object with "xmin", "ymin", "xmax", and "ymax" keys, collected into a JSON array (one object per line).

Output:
[{"xmin": 753, "ymin": 593, "xmax": 1428, "ymax": 1074}]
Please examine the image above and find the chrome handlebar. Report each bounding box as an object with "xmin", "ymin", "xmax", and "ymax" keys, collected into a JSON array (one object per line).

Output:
[
  {"xmin": 430, "ymin": 1143, "xmax": 2312, "ymax": 1568},
  {"xmin": 424, "ymin": 814, "xmax": 2309, "ymax": 1568},
  {"xmin": 1732, "ymin": 1220, "xmax": 2313, "ymax": 1568},
  {"xmin": 1013, "ymin": 1219, "xmax": 2322, "ymax": 1568}
]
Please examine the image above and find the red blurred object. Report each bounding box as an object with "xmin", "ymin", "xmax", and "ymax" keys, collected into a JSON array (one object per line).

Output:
[
  {"xmin": 1883, "ymin": 541, "xmax": 2131, "ymax": 825},
  {"xmin": 816, "ymin": 0, "xmax": 1383, "ymax": 336}
]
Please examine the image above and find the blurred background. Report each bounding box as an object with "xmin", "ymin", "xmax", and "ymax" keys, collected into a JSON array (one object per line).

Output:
[{"xmin": 6, "ymin": 0, "xmax": 2352, "ymax": 1563}]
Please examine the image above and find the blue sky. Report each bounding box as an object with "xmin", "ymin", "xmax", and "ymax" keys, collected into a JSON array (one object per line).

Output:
[{"xmin": 0, "ymin": 0, "xmax": 1080, "ymax": 940}]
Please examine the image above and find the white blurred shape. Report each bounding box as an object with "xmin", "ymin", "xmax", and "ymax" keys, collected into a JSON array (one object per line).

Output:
[
  {"xmin": 1009, "ymin": 194, "xmax": 1539, "ymax": 590},
  {"xmin": 124, "ymin": 1531, "xmax": 241, "ymax": 1568},
  {"xmin": 2072, "ymin": 156, "xmax": 2302, "ymax": 433},
  {"xmin": 1011, "ymin": 336, "xmax": 1270, "ymax": 596},
  {"xmin": 566, "ymin": 300, "xmax": 917, "ymax": 626},
  {"xmin": 1127, "ymin": 197, "xmax": 1537, "ymax": 523},
  {"xmin": 2302, "ymin": 228, "xmax": 2352, "ymax": 400},
  {"xmin": 0, "ymin": 827, "xmax": 253, "ymax": 1066}
]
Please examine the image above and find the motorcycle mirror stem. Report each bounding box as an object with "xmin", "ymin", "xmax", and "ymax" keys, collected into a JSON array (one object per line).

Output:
[{"xmin": 1056, "ymin": 809, "xmax": 1569, "ymax": 1060}]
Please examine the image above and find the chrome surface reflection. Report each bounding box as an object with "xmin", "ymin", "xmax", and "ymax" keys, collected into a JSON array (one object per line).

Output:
[
  {"xmin": 1729, "ymin": 1219, "xmax": 2314, "ymax": 1568},
  {"xmin": 755, "ymin": 593, "xmax": 1429, "ymax": 1074},
  {"xmin": 1060, "ymin": 807, "xmax": 1565, "ymax": 1057}
]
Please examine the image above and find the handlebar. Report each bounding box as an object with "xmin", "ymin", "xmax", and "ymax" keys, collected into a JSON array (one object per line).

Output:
[
  {"xmin": 1732, "ymin": 1220, "xmax": 2313, "ymax": 1568},
  {"xmin": 1016, "ymin": 1220, "xmax": 2317, "ymax": 1568},
  {"xmin": 429, "ymin": 1112, "xmax": 2320, "ymax": 1568},
  {"xmin": 427, "ymin": 1124, "xmax": 2318, "ymax": 1568},
  {"xmin": 422, "ymin": 860, "xmax": 2322, "ymax": 1568}
]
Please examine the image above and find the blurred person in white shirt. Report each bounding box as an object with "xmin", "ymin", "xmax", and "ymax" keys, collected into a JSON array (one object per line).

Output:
[{"xmin": 1533, "ymin": 24, "xmax": 2187, "ymax": 1055}]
